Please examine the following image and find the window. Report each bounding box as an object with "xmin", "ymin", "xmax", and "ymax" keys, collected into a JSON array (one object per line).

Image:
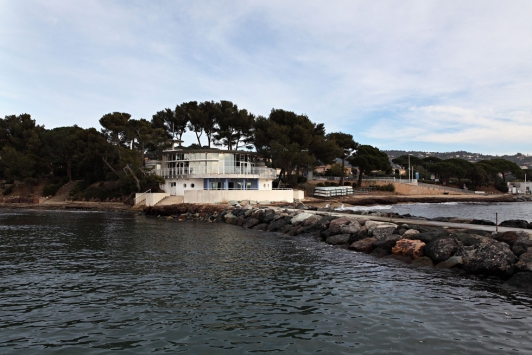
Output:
[
  {"xmin": 183, "ymin": 183, "xmax": 187, "ymax": 188},
  {"xmin": 170, "ymin": 182, "xmax": 176, "ymax": 187},
  {"xmin": 191, "ymin": 183, "xmax": 195, "ymax": 188}
]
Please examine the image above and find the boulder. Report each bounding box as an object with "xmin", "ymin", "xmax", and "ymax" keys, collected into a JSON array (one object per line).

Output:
[
  {"xmin": 505, "ymin": 272, "xmax": 532, "ymax": 293},
  {"xmin": 470, "ymin": 219, "xmax": 496, "ymax": 226},
  {"xmin": 290, "ymin": 212, "xmax": 315, "ymax": 225},
  {"xmin": 326, "ymin": 234, "xmax": 351, "ymax": 245},
  {"xmin": 328, "ymin": 217, "xmax": 358, "ymax": 234},
  {"xmin": 410, "ymin": 256, "xmax": 434, "ymax": 268},
  {"xmin": 345, "ymin": 226, "xmax": 368, "ymax": 244},
  {"xmin": 512, "ymin": 245, "xmax": 527, "ymax": 257},
  {"xmin": 372, "ymin": 234, "xmax": 401, "ymax": 252},
  {"xmin": 435, "ymin": 256, "xmax": 463, "ymax": 269},
  {"xmin": 404, "ymin": 231, "xmax": 442, "ymax": 244},
  {"xmin": 455, "ymin": 241, "xmax": 516, "ymax": 277},
  {"xmin": 372, "ymin": 224, "xmax": 398, "ymax": 240},
  {"xmin": 450, "ymin": 232, "xmax": 490, "ymax": 246},
  {"xmin": 340, "ymin": 222, "xmax": 361, "ymax": 235},
  {"xmin": 267, "ymin": 218, "xmax": 288, "ymax": 232},
  {"xmin": 425, "ymin": 237, "xmax": 463, "ymax": 263},
  {"xmin": 402, "ymin": 229, "xmax": 420, "ymax": 237},
  {"xmin": 494, "ymin": 231, "xmax": 520, "ymax": 246},
  {"xmin": 516, "ymin": 251, "xmax": 532, "ymax": 272},
  {"xmin": 392, "ymin": 239, "xmax": 426, "ymax": 259},
  {"xmin": 350, "ymin": 237, "xmax": 377, "ymax": 253},
  {"xmin": 500, "ymin": 219, "xmax": 529, "ymax": 229}
]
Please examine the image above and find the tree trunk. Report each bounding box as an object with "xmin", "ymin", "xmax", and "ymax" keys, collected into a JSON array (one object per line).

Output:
[
  {"xmin": 124, "ymin": 164, "xmax": 141, "ymax": 192},
  {"xmin": 101, "ymin": 157, "xmax": 120, "ymax": 177}
]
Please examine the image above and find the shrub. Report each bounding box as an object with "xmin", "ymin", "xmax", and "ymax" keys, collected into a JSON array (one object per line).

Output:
[
  {"xmin": 2, "ymin": 185, "xmax": 13, "ymax": 196},
  {"xmin": 329, "ymin": 182, "xmax": 338, "ymax": 187},
  {"xmin": 297, "ymin": 176, "xmax": 308, "ymax": 184},
  {"xmin": 43, "ymin": 183, "xmax": 60, "ymax": 197},
  {"xmin": 495, "ymin": 179, "xmax": 509, "ymax": 193},
  {"xmin": 343, "ymin": 182, "xmax": 352, "ymax": 186},
  {"xmin": 376, "ymin": 183, "xmax": 395, "ymax": 192},
  {"xmin": 324, "ymin": 181, "xmax": 330, "ymax": 186},
  {"xmin": 316, "ymin": 182, "xmax": 325, "ymax": 187}
]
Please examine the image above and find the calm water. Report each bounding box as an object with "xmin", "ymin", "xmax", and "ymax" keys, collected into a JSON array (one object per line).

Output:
[
  {"xmin": 345, "ymin": 201, "xmax": 532, "ymax": 223},
  {"xmin": 1, "ymin": 209, "xmax": 532, "ymax": 354}
]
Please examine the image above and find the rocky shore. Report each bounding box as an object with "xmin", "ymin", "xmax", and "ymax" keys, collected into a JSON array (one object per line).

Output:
[{"xmin": 145, "ymin": 203, "xmax": 532, "ymax": 293}]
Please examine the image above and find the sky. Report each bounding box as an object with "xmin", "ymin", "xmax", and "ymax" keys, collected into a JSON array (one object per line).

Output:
[{"xmin": 1, "ymin": 0, "xmax": 531, "ymax": 155}]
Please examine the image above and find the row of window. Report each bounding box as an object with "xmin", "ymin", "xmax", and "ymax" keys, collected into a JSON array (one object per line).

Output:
[{"xmin": 170, "ymin": 182, "xmax": 195, "ymax": 188}]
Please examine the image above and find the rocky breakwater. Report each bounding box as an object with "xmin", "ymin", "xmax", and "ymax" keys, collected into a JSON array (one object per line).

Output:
[
  {"xmin": 218, "ymin": 206, "xmax": 532, "ymax": 292},
  {"xmin": 144, "ymin": 204, "xmax": 532, "ymax": 292}
]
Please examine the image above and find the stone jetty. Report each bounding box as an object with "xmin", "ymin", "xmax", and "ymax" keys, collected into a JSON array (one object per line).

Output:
[{"xmin": 144, "ymin": 203, "xmax": 532, "ymax": 293}]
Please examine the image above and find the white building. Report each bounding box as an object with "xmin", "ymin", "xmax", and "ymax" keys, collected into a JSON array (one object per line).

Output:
[{"xmin": 137, "ymin": 146, "xmax": 303, "ymax": 205}]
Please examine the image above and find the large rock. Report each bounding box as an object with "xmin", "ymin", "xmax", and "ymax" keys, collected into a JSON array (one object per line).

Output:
[
  {"xmin": 404, "ymin": 231, "xmax": 442, "ymax": 244},
  {"xmin": 450, "ymin": 232, "xmax": 491, "ymax": 246},
  {"xmin": 326, "ymin": 234, "xmax": 351, "ymax": 245},
  {"xmin": 340, "ymin": 222, "xmax": 361, "ymax": 235},
  {"xmin": 350, "ymin": 237, "xmax": 377, "ymax": 253},
  {"xmin": 372, "ymin": 224, "xmax": 398, "ymax": 240},
  {"xmin": 372, "ymin": 234, "xmax": 401, "ymax": 252},
  {"xmin": 425, "ymin": 237, "xmax": 463, "ymax": 263},
  {"xmin": 392, "ymin": 239, "xmax": 426, "ymax": 259},
  {"xmin": 242, "ymin": 217, "xmax": 260, "ymax": 229},
  {"xmin": 505, "ymin": 272, "xmax": 532, "ymax": 293},
  {"xmin": 402, "ymin": 229, "xmax": 420, "ymax": 238},
  {"xmin": 435, "ymin": 256, "xmax": 463, "ymax": 269},
  {"xmin": 291, "ymin": 213, "xmax": 315, "ymax": 225},
  {"xmin": 328, "ymin": 217, "xmax": 359, "ymax": 233},
  {"xmin": 500, "ymin": 219, "xmax": 529, "ymax": 229},
  {"xmin": 516, "ymin": 251, "xmax": 532, "ymax": 272},
  {"xmin": 455, "ymin": 241, "xmax": 516, "ymax": 277},
  {"xmin": 267, "ymin": 218, "xmax": 289, "ymax": 232},
  {"xmin": 470, "ymin": 219, "xmax": 496, "ymax": 226}
]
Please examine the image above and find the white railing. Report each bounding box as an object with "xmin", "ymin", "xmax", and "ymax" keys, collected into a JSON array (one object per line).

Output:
[
  {"xmin": 155, "ymin": 165, "xmax": 277, "ymax": 179},
  {"xmin": 134, "ymin": 189, "xmax": 151, "ymax": 205}
]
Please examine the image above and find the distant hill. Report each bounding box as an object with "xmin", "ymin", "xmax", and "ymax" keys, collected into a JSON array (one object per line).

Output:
[{"xmin": 384, "ymin": 150, "xmax": 532, "ymax": 169}]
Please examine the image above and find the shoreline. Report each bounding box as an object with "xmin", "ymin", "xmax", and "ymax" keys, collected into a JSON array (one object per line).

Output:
[{"xmin": 143, "ymin": 203, "xmax": 532, "ymax": 293}]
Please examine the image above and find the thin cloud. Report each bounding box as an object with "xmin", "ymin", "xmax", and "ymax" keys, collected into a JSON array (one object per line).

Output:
[{"xmin": 1, "ymin": 1, "xmax": 531, "ymax": 153}]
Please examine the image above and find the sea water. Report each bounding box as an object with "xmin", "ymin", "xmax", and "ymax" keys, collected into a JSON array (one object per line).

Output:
[{"xmin": 1, "ymin": 209, "xmax": 532, "ymax": 354}]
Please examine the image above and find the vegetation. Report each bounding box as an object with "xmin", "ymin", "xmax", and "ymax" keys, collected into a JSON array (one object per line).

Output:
[
  {"xmin": 392, "ymin": 154, "xmax": 523, "ymax": 189},
  {"xmin": 0, "ymin": 100, "xmax": 524, "ymax": 199}
]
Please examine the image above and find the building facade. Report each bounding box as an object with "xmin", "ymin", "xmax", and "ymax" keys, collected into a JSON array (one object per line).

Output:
[{"xmin": 153, "ymin": 147, "xmax": 277, "ymax": 197}]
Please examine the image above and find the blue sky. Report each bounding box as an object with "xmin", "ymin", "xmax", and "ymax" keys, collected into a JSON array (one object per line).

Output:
[{"xmin": 1, "ymin": 0, "xmax": 531, "ymax": 155}]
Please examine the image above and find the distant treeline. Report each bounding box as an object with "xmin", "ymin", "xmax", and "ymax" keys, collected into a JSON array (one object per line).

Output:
[{"xmin": 391, "ymin": 155, "xmax": 524, "ymax": 192}]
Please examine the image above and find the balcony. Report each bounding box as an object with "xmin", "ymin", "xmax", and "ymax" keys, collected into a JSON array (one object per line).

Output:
[{"xmin": 155, "ymin": 165, "xmax": 277, "ymax": 179}]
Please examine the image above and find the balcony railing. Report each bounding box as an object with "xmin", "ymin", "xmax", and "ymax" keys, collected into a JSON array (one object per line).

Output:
[{"xmin": 155, "ymin": 165, "xmax": 277, "ymax": 179}]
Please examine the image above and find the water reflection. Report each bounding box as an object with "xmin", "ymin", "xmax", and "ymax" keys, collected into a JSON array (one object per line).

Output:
[{"xmin": 1, "ymin": 209, "xmax": 532, "ymax": 354}]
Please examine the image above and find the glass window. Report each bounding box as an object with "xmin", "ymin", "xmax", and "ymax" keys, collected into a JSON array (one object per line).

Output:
[
  {"xmin": 183, "ymin": 183, "xmax": 187, "ymax": 188},
  {"xmin": 191, "ymin": 183, "xmax": 195, "ymax": 188}
]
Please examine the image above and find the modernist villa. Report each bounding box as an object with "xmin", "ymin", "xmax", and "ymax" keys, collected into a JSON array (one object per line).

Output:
[{"xmin": 136, "ymin": 145, "xmax": 302, "ymax": 206}]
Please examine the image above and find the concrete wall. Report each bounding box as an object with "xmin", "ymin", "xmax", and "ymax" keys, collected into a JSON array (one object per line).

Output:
[
  {"xmin": 183, "ymin": 189, "xmax": 296, "ymax": 204},
  {"xmin": 136, "ymin": 192, "xmax": 170, "ymax": 206},
  {"xmin": 361, "ymin": 180, "xmax": 464, "ymax": 195}
]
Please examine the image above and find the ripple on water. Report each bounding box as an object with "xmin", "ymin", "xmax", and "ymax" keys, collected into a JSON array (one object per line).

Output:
[{"xmin": 1, "ymin": 210, "xmax": 532, "ymax": 354}]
